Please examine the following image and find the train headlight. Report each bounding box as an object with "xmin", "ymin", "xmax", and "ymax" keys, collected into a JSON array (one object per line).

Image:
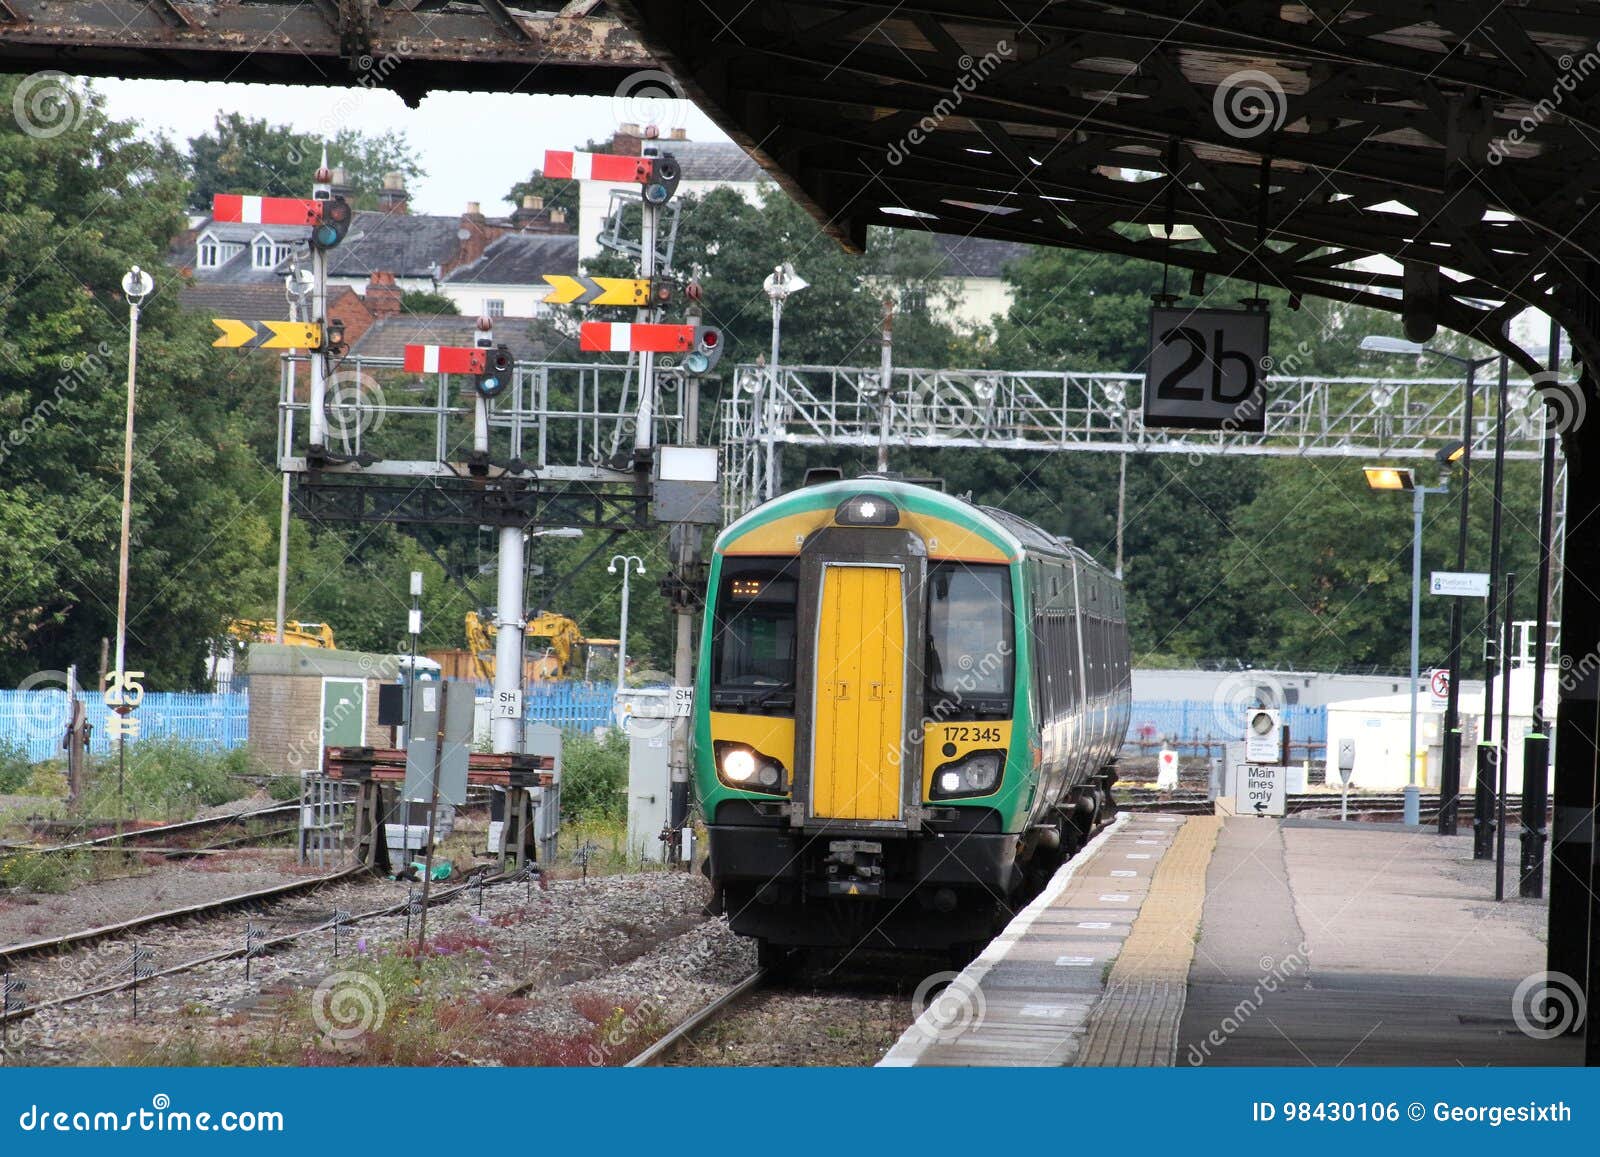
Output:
[
  {"xmin": 722, "ymin": 748, "xmax": 756, "ymax": 782},
  {"xmin": 930, "ymin": 750, "xmax": 1005, "ymax": 799},
  {"xmin": 834, "ymin": 494, "xmax": 899, "ymax": 526},
  {"xmin": 714, "ymin": 742, "xmax": 788, "ymax": 795}
]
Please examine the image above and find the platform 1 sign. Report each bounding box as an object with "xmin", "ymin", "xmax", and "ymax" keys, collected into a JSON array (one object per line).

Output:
[
  {"xmin": 1235, "ymin": 761, "xmax": 1285, "ymax": 818},
  {"xmin": 1144, "ymin": 307, "xmax": 1269, "ymax": 432},
  {"xmin": 1430, "ymin": 570, "xmax": 1490, "ymax": 597}
]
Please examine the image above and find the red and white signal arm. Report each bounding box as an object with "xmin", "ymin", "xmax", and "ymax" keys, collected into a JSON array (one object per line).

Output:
[
  {"xmin": 543, "ymin": 150, "xmax": 652, "ymax": 183},
  {"xmin": 402, "ymin": 344, "xmax": 487, "ymax": 374},
  {"xmin": 579, "ymin": 321, "xmax": 697, "ymax": 353},
  {"xmin": 212, "ymin": 194, "xmax": 320, "ymax": 226}
]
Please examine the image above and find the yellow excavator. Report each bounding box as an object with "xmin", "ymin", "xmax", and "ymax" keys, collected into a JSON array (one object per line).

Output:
[
  {"xmin": 227, "ymin": 619, "xmax": 337, "ymax": 649},
  {"xmin": 464, "ymin": 610, "xmax": 620, "ymax": 682}
]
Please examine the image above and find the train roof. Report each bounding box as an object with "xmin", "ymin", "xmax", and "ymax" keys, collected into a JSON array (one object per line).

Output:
[{"xmin": 716, "ymin": 476, "xmax": 1115, "ymax": 576}]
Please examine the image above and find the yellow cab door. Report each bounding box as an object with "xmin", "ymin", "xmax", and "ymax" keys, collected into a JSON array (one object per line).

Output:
[{"xmin": 811, "ymin": 564, "xmax": 905, "ymax": 821}]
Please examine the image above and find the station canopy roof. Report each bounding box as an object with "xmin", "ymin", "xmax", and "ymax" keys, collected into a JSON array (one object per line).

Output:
[{"xmin": 614, "ymin": 0, "xmax": 1600, "ymax": 368}]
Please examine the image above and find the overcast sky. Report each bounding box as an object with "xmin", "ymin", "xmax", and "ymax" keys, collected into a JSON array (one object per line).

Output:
[{"xmin": 94, "ymin": 78, "xmax": 732, "ymax": 217}]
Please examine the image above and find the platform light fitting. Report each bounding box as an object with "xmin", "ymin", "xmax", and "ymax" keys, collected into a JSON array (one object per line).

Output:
[
  {"xmin": 1363, "ymin": 465, "xmax": 1415, "ymax": 492},
  {"xmin": 1434, "ymin": 440, "xmax": 1466, "ymax": 465}
]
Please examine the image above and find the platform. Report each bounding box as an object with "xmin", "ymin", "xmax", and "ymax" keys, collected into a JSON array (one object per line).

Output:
[{"xmin": 881, "ymin": 810, "xmax": 1579, "ymax": 1067}]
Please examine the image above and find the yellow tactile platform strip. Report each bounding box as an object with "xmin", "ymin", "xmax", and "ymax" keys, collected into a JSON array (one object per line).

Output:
[
  {"xmin": 1077, "ymin": 815, "xmax": 1222, "ymax": 1066},
  {"xmin": 882, "ymin": 812, "xmax": 1210, "ymax": 1066}
]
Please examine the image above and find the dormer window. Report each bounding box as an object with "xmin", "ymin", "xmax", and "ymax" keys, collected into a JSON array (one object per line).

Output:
[
  {"xmin": 251, "ymin": 233, "xmax": 278, "ymax": 270},
  {"xmin": 197, "ymin": 232, "xmax": 221, "ymax": 269}
]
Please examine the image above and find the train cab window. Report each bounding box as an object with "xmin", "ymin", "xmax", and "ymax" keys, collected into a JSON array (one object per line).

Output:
[
  {"xmin": 926, "ymin": 563, "xmax": 1014, "ymax": 718},
  {"xmin": 712, "ymin": 561, "xmax": 797, "ymax": 714}
]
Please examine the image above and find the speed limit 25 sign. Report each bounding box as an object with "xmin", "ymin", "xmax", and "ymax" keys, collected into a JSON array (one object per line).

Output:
[{"xmin": 1143, "ymin": 307, "xmax": 1270, "ymax": 432}]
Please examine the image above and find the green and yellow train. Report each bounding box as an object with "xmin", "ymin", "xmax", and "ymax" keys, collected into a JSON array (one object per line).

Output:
[{"xmin": 693, "ymin": 475, "xmax": 1132, "ymax": 960}]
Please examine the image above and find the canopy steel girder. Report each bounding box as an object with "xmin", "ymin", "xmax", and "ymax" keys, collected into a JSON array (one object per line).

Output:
[
  {"xmin": 611, "ymin": 0, "xmax": 1600, "ymax": 370},
  {"xmin": 0, "ymin": 0, "xmax": 649, "ymax": 99}
]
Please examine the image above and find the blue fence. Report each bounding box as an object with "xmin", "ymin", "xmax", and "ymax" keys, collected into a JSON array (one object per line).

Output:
[
  {"xmin": 0, "ymin": 690, "xmax": 250, "ymax": 763},
  {"xmin": 1125, "ymin": 699, "xmax": 1327, "ymax": 756},
  {"xmin": 0, "ymin": 685, "xmax": 1326, "ymax": 761},
  {"xmin": 523, "ymin": 682, "xmax": 618, "ymax": 736}
]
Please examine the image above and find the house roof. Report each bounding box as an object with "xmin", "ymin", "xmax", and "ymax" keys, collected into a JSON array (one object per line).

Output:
[
  {"xmin": 326, "ymin": 210, "xmax": 467, "ymax": 278},
  {"xmin": 178, "ymin": 282, "xmax": 295, "ymax": 322},
  {"xmin": 667, "ymin": 139, "xmax": 763, "ymax": 184},
  {"xmin": 930, "ymin": 234, "xmax": 1034, "ymax": 280},
  {"xmin": 443, "ymin": 233, "xmax": 579, "ymax": 285},
  {"xmin": 346, "ymin": 315, "xmax": 555, "ymax": 363}
]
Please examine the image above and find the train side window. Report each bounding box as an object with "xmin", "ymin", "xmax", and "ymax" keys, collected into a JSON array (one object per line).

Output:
[{"xmin": 926, "ymin": 562, "xmax": 1015, "ymax": 718}]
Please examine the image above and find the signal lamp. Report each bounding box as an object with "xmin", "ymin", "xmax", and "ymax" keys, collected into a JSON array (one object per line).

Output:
[
  {"xmin": 311, "ymin": 195, "xmax": 352, "ymax": 249},
  {"xmin": 684, "ymin": 325, "xmax": 723, "ymax": 374},
  {"xmin": 475, "ymin": 343, "xmax": 512, "ymax": 400},
  {"xmin": 642, "ymin": 154, "xmax": 681, "ymax": 205}
]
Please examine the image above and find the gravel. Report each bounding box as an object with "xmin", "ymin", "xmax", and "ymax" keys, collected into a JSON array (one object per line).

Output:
[{"xmin": 6, "ymin": 867, "xmax": 749, "ymax": 1066}]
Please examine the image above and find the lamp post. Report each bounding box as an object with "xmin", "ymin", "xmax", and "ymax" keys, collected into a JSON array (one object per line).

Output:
[
  {"xmin": 1359, "ymin": 336, "xmax": 1495, "ymax": 834},
  {"xmin": 1363, "ymin": 464, "xmax": 1448, "ymax": 826},
  {"xmin": 112, "ymin": 266, "xmax": 153, "ymax": 823},
  {"xmin": 608, "ymin": 554, "xmax": 646, "ymax": 702},
  {"xmin": 760, "ymin": 262, "xmax": 807, "ymax": 500}
]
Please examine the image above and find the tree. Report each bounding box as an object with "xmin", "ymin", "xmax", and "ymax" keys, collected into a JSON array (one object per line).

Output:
[
  {"xmin": 0, "ymin": 78, "xmax": 280, "ymax": 687},
  {"xmin": 400, "ymin": 290, "xmax": 459, "ymax": 317},
  {"xmin": 186, "ymin": 113, "xmax": 424, "ymax": 212}
]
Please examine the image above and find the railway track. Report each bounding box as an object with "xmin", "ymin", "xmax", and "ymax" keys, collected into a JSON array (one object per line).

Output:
[
  {"xmin": 20, "ymin": 804, "xmax": 302, "ymax": 856},
  {"xmin": 0, "ymin": 865, "xmax": 369, "ymax": 969},
  {"xmin": 0, "ymin": 866, "xmax": 520, "ymax": 1026},
  {"xmin": 628, "ymin": 969, "xmax": 768, "ymax": 1066}
]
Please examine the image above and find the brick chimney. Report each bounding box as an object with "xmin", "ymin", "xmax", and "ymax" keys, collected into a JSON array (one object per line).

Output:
[
  {"xmin": 378, "ymin": 171, "xmax": 408, "ymax": 214},
  {"xmin": 364, "ymin": 270, "xmax": 403, "ymax": 318},
  {"xmin": 449, "ymin": 203, "xmax": 504, "ymax": 272},
  {"xmin": 328, "ymin": 166, "xmax": 355, "ymax": 203},
  {"xmin": 511, "ymin": 194, "xmax": 544, "ymax": 228},
  {"xmin": 609, "ymin": 123, "xmax": 643, "ymax": 155}
]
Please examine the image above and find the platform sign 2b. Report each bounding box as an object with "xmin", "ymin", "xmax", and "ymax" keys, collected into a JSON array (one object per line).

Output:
[
  {"xmin": 1235, "ymin": 761, "xmax": 1286, "ymax": 818},
  {"xmin": 1144, "ymin": 307, "xmax": 1270, "ymax": 432}
]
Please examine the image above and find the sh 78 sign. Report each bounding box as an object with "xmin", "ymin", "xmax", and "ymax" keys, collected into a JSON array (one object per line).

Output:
[{"xmin": 1143, "ymin": 307, "xmax": 1270, "ymax": 432}]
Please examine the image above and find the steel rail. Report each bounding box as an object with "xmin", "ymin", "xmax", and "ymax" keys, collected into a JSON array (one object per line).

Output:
[{"xmin": 626, "ymin": 969, "xmax": 768, "ymax": 1067}]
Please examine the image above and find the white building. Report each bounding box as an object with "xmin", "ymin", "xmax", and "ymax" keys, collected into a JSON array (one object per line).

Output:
[{"xmin": 1326, "ymin": 664, "xmax": 1556, "ymax": 792}]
